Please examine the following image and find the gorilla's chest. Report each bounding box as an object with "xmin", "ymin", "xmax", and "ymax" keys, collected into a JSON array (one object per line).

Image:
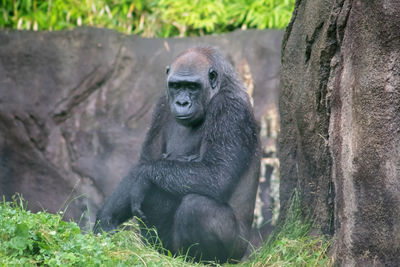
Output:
[{"xmin": 163, "ymin": 122, "xmax": 203, "ymax": 161}]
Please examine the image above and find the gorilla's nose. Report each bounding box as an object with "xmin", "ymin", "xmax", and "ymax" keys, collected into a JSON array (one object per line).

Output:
[{"xmin": 176, "ymin": 100, "xmax": 190, "ymax": 107}]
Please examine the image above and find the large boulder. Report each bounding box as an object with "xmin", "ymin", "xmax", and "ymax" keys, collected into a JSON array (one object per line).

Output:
[
  {"xmin": 279, "ymin": 0, "xmax": 400, "ymax": 265},
  {"xmin": 0, "ymin": 28, "xmax": 283, "ymax": 230}
]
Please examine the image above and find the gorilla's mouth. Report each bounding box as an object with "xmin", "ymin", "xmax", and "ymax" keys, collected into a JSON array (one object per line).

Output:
[{"xmin": 176, "ymin": 114, "xmax": 193, "ymax": 120}]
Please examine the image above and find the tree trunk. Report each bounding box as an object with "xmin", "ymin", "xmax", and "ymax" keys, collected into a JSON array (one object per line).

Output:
[{"xmin": 279, "ymin": 0, "xmax": 400, "ymax": 265}]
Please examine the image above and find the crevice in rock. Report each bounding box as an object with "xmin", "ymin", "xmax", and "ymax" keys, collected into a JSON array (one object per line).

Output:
[
  {"xmin": 317, "ymin": 0, "xmax": 351, "ymax": 116},
  {"xmin": 14, "ymin": 113, "xmax": 49, "ymax": 152},
  {"xmin": 305, "ymin": 22, "xmax": 324, "ymax": 64},
  {"xmin": 320, "ymin": 0, "xmax": 352, "ymax": 236},
  {"xmin": 52, "ymin": 44, "xmax": 124, "ymax": 124},
  {"xmin": 336, "ymin": 0, "xmax": 352, "ymax": 46},
  {"xmin": 61, "ymin": 130, "xmax": 78, "ymax": 162},
  {"xmin": 52, "ymin": 66, "xmax": 113, "ymax": 124}
]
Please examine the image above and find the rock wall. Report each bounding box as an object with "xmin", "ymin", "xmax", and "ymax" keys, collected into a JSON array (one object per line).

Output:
[
  {"xmin": 0, "ymin": 28, "xmax": 283, "ymax": 232},
  {"xmin": 279, "ymin": 0, "xmax": 400, "ymax": 265}
]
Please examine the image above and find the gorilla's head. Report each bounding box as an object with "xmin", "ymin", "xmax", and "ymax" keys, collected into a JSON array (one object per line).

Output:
[{"xmin": 166, "ymin": 48, "xmax": 219, "ymax": 127}]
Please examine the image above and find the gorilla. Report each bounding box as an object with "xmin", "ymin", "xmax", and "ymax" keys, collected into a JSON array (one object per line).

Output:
[{"xmin": 94, "ymin": 47, "xmax": 260, "ymax": 263}]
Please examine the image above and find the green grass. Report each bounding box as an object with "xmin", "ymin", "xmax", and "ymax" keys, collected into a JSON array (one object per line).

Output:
[
  {"xmin": 0, "ymin": 0, "xmax": 295, "ymax": 37},
  {"xmin": 0, "ymin": 193, "xmax": 332, "ymax": 267},
  {"xmin": 242, "ymin": 191, "xmax": 332, "ymax": 267}
]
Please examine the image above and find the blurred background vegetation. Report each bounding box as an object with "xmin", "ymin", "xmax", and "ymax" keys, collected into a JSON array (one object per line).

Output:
[{"xmin": 0, "ymin": 0, "xmax": 295, "ymax": 37}]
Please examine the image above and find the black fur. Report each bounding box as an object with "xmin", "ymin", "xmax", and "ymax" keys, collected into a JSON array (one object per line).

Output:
[{"xmin": 94, "ymin": 47, "xmax": 260, "ymax": 263}]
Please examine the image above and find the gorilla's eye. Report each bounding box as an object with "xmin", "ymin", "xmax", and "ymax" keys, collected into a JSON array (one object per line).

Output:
[
  {"xmin": 187, "ymin": 83, "xmax": 199, "ymax": 91},
  {"xmin": 169, "ymin": 82, "xmax": 179, "ymax": 90}
]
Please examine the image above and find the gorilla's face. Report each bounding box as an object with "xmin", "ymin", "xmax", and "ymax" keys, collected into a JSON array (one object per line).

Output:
[{"xmin": 166, "ymin": 51, "xmax": 218, "ymax": 127}]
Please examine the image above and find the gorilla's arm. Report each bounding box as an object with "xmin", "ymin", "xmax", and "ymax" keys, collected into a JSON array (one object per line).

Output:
[
  {"xmin": 142, "ymin": 92, "xmax": 258, "ymax": 202},
  {"xmin": 139, "ymin": 95, "xmax": 169, "ymax": 162}
]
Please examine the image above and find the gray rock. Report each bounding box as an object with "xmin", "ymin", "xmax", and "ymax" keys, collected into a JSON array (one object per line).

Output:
[
  {"xmin": 0, "ymin": 28, "xmax": 283, "ymax": 234},
  {"xmin": 279, "ymin": 0, "xmax": 400, "ymax": 265}
]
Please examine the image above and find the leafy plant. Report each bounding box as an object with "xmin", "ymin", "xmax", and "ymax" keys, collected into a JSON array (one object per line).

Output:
[
  {"xmin": 0, "ymin": 195, "xmax": 198, "ymax": 266},
  {"xmin": 0, "ymin": 193, "xmax": 331, "ymax": 266},
  {"xmin": 0, "ymin": 0, "xmax": 295, "ymax": 37}
]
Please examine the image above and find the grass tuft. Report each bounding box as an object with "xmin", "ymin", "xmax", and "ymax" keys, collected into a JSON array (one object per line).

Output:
[
  {"xmin": 241, "ymin": 191, "xmax": 333, "ymax": 267},
  {"xmin": 0, "ymin": 193, "xmax": 332, "ymax": 266}
]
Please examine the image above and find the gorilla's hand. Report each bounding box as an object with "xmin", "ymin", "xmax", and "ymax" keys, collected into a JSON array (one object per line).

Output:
[
  {"xmin": 131, "ymin": 206, "xmax": 148, "ymax": 225},
  {"xmin": 162, "ymin": 153, "xmax": 200, "ymax": 162},
  {"xmin": 129, "ymin": 173, "xmax": 151, "ymax": 224}
]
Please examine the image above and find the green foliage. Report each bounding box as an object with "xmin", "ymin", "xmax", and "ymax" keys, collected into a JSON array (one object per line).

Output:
[
  {"xmin": 0, "ymin": 196, "xmax": 198, "ymax": 266},
  {"xmin": 0, "ymin": 193, "xmax": 331, "ymax": 266},
  {"xmin": 0, "ymin": 0, "xmax": 295, "ymax": 37},
  {"xmin": 242, "ymin": 191, "xmax": 333, "ymax": 267}
]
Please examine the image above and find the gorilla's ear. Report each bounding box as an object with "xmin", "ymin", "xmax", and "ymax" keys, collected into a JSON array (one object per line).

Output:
[
  {"xmin": 209, "ymin": 68, "xmax": 218, "ymax": 89},
  {"xmin": 166, "ymin": 66, "xmax": 170, "ymax": 75}
]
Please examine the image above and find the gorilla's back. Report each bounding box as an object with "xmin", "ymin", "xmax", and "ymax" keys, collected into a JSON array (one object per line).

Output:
[{"xmin": 228, "ymin": 148, "xmax": 261, "ymax": 228}]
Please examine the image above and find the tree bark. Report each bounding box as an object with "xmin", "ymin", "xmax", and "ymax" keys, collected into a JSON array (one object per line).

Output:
[{"xmin": 279, "ymin": 0, "xmax": 400, "ymax": 265}]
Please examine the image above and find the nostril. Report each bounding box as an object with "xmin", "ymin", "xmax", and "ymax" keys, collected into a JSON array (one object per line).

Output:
[{"xmin": 176, "ymin": 100, "xmax": 189, "ymax": 107}]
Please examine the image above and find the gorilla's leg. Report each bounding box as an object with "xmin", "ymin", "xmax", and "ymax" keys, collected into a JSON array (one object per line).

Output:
[
  {"xmin": 140, "ymin": 186, "xmax": 180, "ymax": 249},
  {"xmin": 172, "ymin": 194, "xmax": 248, "ymax": 262},
  {"xmin": 93, "ymin": 168, "xmax": 150, "ymax": 233}
]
